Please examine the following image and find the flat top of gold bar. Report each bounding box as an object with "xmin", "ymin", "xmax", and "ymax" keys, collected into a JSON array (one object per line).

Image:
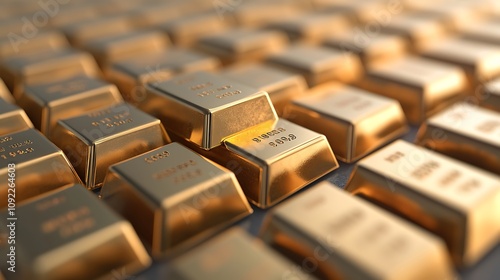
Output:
[
  {"xmin": 385, "ymin": 14, "xmax": 444, "ymax": 33},
  {"xmin": 85, "ymin": 30, "xmax": 169, "ymax": 54},
  {"xmin": 359, "ymin": 140, "xmax": 500, "ymax": 210},
  {"xmin": 199, "ymin": 28, "xmax": 287, "ymax": 53},
  {"xmin": 107, "ymin": 142, "xmax": 228, "ymax": 205},
  {"xmin": 267, "ymin": 45, "xmax": 349, "ymax": 72},
  {"xmin": 292, "ymin": 83, "xmax": 400, "ymax": 123},
  {"xmin": 427, "ymin": 103, "xmax": 500, "ymax": 146},
  {"xmin": 325, "ymin": 32, "xmax": 405, "ymax": 52},
  {"xmin": 58, "ymin": 103, "xmax": 161, "ymax": 143},
  {"xmin": 0, "ymin": 129, "xmax": 61, "ymax": 165},
  {"xmin": 150, "ymin": 71, "xmax": 272, "ymax": 111},
  {"xmin": 422, "ymin": 37, "xmax": 500, "ymax": 66}
]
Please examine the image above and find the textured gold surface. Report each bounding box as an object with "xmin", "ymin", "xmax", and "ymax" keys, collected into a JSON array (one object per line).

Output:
[{"xmin": 0, "ymin": 98, "xmax": 33, "ymax": 136}]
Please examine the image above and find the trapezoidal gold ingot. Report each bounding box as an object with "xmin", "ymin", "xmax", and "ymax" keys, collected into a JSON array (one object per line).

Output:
[{"xmin": 0, "ymin": 98, "xmax": 33, "ymax": 136}]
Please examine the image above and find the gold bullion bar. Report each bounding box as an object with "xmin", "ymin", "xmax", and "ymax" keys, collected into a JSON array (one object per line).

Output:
[
  {"xmin": 233, "ymin": 1, "xmax": 304, "ymax": 27},
  {"xmin": 462, "ymin": 20, "xmax": 500, "ymax": 45},
  {"xmin": 0, "ymin": 30, "xmax": 68, "ymax": 59},
  {"xmin": 170, "ymin": 228, "xmax": 315, "ymax": 280},
  {"xmin": 482, "ymin": 78, "xmax": 500, "ymax": 112},
  {"xmin": 175, "ymin": 119, "xmax": 339, "ymax": 208},
  {"xmin": 142, "ymin": 71, "xmax": 278, "ymax": 150},
  {"xmin": 221, "ymin": 63, "xmax": 307, "ymax": 116},
  {"xmin": 319, "ymin": 0, "xmax": 390, "ymax": 24},
  {"xmin": 0, "ymin": 129, "xmax": 81, "ymax": 208},
  {"xmin": 284, "ymin": 83, "xmax": 408, "ymax": 162},
  {"xmin": 356, "ymin": 56, "xmax": 467, "ymax": 124},
  {"xmin": 0, "ymin": 185, "xmax": 151, "ymax": 280},
  {"xmin": 0, "ymin": 48, "xmax": 101, "ymax": 97},
  {"xmin": 101, "ymin": 142, "xmax": 252, "ymax": 257},
  {"xmin": 266, "ymin": 45, "xmax": 362, "ymax": 87},
  {"xmin": 0, "ymin": 98, "xmax": 33, "ymax": 136},
  {"xmin": 107, "ymin": 49, "xmax": 220, "ymax": 105},
  {"xmin": 129, "ymin": 1, "xmax": 196, "ymax": 28},
  {"xmin": 197, "ymin": 28, "xmax": 288, "ymax": 65},
  {"xmin": 417, "ymin": 102, "xmax": 500, "ymax": 174},
  {"xmin": 346, "ymin": 140, "xmax": 500, "ymax": 266},
  {"xmin": 61, "ymin": 15, "xmax": 134, "ymax": 46},
  {"xmin": 260, "ymin": 181, "xmax": 455, "ymax": 280},
  {"xmin": 0, "ymin": 78, "xmax": 14, "ymax": 103},
  {"xmin": 51, "ymin": 103, "xmax": 169, "ymax": 189},
  {"xmin": 49, "ymin": 5, "xmax": 98, "ymax": 28},
  {"xmin": 411, "ymin": 1, "xmax": 484, "ymax": 31}
]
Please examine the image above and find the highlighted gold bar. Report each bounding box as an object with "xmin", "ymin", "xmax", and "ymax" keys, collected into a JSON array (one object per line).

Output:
[
  {"xmin": 0, "ymin": 129, "xmax": 81, "ymax": 208},
  {"xmin": 0, "ymin": 185, "xmax": 151, "ymax": 280},
  {"xmin": 346, "ymin": 140, "xmax": 500, "ymax": 266},
  {"xmin": 221, "ymin": 63, "xmax": 307, "ymax": 116},
  {"xmin": 61, "ymin": 15, "xmax": 134, "ymax": 46},
  {"xmin": 142, "ymin": 71, "xmax": 278, "ymax": 150},
  {"xmin": 0, "ymin": 30, "xmax": 68, "ymax": 59},
  {"xmin": 17, "ymin": 75, "xmax": 123, "ymax": 137},
  {"xmin": 284, "ymin": 83, "xmax": 408, "ymax": 162},
  {"xmin": 0, "ymin": 78, "xmax": 14, "ymax": 103},
  {"xmin": 233, "ymin": 1, "xmax": 303, "ymax": 27},
  {"xmin": 356, "ymin": 56, "xmax": 467, "ymax": 124},
  {"xmin": 417, "ymin": 103, "xmax": 500, "ymax": 174},
  {"xmin": 266, "ymin": 45, "xmax": 362, "ymax": 87},
  {"xmin": 107, "ymin": 49, "xmax": 220, "ymax": 105},
  {"xmin": 482, "ymin": 78, "xmax": 500, "ymax": 112},
  {"xmin": 260, "ymin": 181, "xmax": 454, "ymax": 280},
  {"xmin": 462, "ymin": 20, "xmax": 500, "ymax": 45},
  {"xmin": 170, "ymin": 228, "xmax": 314, "ymax": 279},
  {"xmin": 177, "ymin": 119, "xmax": 339, "ymax": 208},
  {"xmin": 0, "ymin": 98, "xmax": 33, "ymax": 136},
  {"xmin": 197, "ymin": 28, "xmax": 288, "ymax": 65},
  {"xmin": 101, "ymin": 142, "xmax": 252, "ymax": 257},
  {"xmin": 51, "ymin": 103, "xmax": 169, "ymax": 189}
]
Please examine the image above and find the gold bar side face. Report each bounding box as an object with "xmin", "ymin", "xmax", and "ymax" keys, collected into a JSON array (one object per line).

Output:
[
  {"xmin": 221, "ymin": 63, "xmax": 307, "ymax": 116},
  {"xmin": 260, "ymin": 182, "xmax": 454, "ymax": 280},
  {"xmin": 0, "ymin": 185, "xmax": 151, "ymax": 280},
  {"xmin": 51, "ymin": 103, "xmax": 169, "ymax": 189},
  {"xmin": 0, "ymin": 129, "xmax": 81, "ymax": 209},
  {"xmin": 417, "ymin": 103, "xmax": 500, "ymax": 174},
  {"xmin": 101, "ymin": 142, "xmax": 252, "ymax": 257},
  {"xmin": 0, "ymin": 78, "xmax": 14, "ymax": 103},
  {"xmin": 284, "ymin": 83, "xmax": 408, "ymax": 162},
  {"xmin": 482, "ymin": 78, "xmax": 500, "ymax": 112},
  {"xmin": 0, "ymin": 98, "xmax": 33, "ymax": 135},
  {"xmin": 345, "ymin": 140, "xmax": 500, "ymax": 266},
  {"xmin": 18, "ymin": 76, "xmax": 123, "ymax": 137},
  {"xmin": 356, "ymin": 56, "xmax": 467, "ymax": 123},
  {"xmin": 142, "ymin": 71, "xmax": 278, "ymax": 149},
  {"xmin": 171, "ymin": 228, "xmax": 315, "ymax": 280}
]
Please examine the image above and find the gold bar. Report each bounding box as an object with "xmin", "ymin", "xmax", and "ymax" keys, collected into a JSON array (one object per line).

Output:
[
  {"xmin": 0, "ymin": 129, "xmax": 81, "ymax": 208},
  {"xmin": 176, "ymin": 119, "xmax": 339, "ymax": 208},
  {"xmin": 410, "ymin": 1, "xmax": 484, "ymax": 31},
  {"xmin": 141, "ymin": 71, "xmax": 278, "ymax": 150},
  {"xmin": 0, "ymin": 30, "xmax": 69, "ymax": 59},
  {"xmin": 49, "ymin": 5, "xmax": 99, "ymax": 28},
  {"xmin": 323, "ymin": 32, "xmax": 407, "ymax": 66},
  {"xmin": 233, "ymin": 1, "xmax": 304, "ymax": 27},
  {"xmin": 346, "ymin": 140, "xmax": 500, "ymax": 266},
  {"xmin": 61, "ymin": 15, "xmax": 134, "ymax": 46},
  {"xmin": 319, "ymin": 0, "xmax": 391, "ymax": 24},
  {"xmin": 0, "ymin": 98, "xmax": 33, "ymax": 136},
  {"xmin": 266, "ymin": 45, "xmax": 362, "ymax": 87},
  {"xmin": 83, "ymin": 30, "xmax": 170, "ymax": 68},
  {"xmin": 417, "ymin": 102, "xmax": 500, "ymax": 174},
  {"xmin": 260, "ymin": 181, "xmax": 454, "ymax": 279},
  {"xmin": 356, "ymin": 56, "xmax": 467, "ymax": 124},
  {"xmin": 51, "ymin": 103, "xmax": 170, "ymax": 189},
  {"xmin": 0, "ymin": 184, "xmax": 151, "ymax": 280},
  {"xmin": 197, "ymin": 28, "xmax": 288, "ymax": 65},
  {"xmin": 284, "ymin": 83, "xmax": 408, "ymax": 162},
  {"xmin": 17, "ymin": 75, "xmax": 123, "ymax": 137},
  {"xmin": 482, "ymin": 78, "xmax": 500, "ymax": 112},
  {"xmin": 221, "ymin": 63, "xmax": 307, "ymax": 116},
  {"xmin": 101, "ymin": 142, "xmax": 252, "ymax": 257},
  {"xmin": 130, "ymin": 1, "xmax": 207, "ymax": 28},
  {"xmin": 0, "ymin": 49, "xmax": 101, "ymax": 98},
  {"xmin": 170, "ymin": 228, "xmax": 314, "ymax": 279},
  {"xmin": 0, "ymin": 79, "xmax": 14, "ymax": 104},
  {"xmin": 462, "ymin": 20, "xmax": 500, "ymax": 45}
]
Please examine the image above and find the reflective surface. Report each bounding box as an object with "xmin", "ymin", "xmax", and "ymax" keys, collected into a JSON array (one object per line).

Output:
[{"xmin": 0, "ymin": 98, "xmax": 33, "ymax": 136}]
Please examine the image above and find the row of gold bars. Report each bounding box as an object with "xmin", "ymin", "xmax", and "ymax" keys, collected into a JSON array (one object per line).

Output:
[{"xmin": 0, "ymin": 0, "xmax": 500, "ymax": 279}]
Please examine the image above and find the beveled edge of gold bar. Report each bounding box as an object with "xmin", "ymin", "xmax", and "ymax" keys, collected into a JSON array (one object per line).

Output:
[
  {"xmin": 0, "ymin": 98, "xmax": 33, "ymax": 136},
  {"xmin": 0, "ymin": 78, "xmax": 14, "ymax": 103}
]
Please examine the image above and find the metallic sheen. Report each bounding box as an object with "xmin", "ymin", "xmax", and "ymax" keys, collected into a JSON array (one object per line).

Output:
[{"xmin": 0, "ymin": 98, "xmax": 33, "ymax": 136}]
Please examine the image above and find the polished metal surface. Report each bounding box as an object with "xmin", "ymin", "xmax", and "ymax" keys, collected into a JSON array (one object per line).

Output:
[{"xmin": 0, "ymin": 98, "xmax": 33, "ymax": 136}]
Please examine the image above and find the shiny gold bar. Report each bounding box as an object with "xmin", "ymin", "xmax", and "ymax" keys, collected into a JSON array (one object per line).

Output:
[
  {"xmin": 356, "ymin": 56, "xmax": 467, "ymax": 124},
  {"xmin": 421, "ymin": 37, "xmax": 500, "ymax": 86},
  {"xmin": 130, "ymin": 1, "xmax": 207, "ymax": 28},
  {"xmin": 83, "ymin": 30, "xmax": 170, "ymax": 68},
  {"xmin": 462, "ymin": 20, "xmax": 500, "ymax": 45},
  {"xmin": 260, "ymin": 181, "xmax": 454, "ymax": 280},
  {"xmin": 49, "ymin": 5, "xmax": 98, "ymax": 28},
  {"xmin": 101, "ymin": 142, "xmax": 252, "ymax": 257},
  {"xmin": 346, "ymin": 140, "xmax": 500, "ymax": 266},
  {"xmin": 323, "ymin": 32, "xmax": 407, "ymax": 66},
  {"xmin": 17, "ymin": 75, "xmax": 123, "ymax": 137},
  {"xmin": 410, "ymin": 1, "xmax": 484, "ymax": 31},
  {"xmin": 482, "ymin": 78, "xmax": 500, "ymax": 112},
  {"xmin": 0, "ymin": 129, "xmax": 81, "ymax": 208},
  {"xmin": 108, "ymin": 49, "xmax": 220, "ymax": 105},
  {"xmin": 233, "ymin": 1, "xmax": 304, "ymax": 27},
  {"xmin": 170, "ymin": 228, "xmax": 315, "ymax": 279},
  {"xmin": 284, "ymin": 83, "xmax": 408, "ymax": 162},
  {"xmin": 0, "ymin": 49, "xmax": 101, "ymax": 97},
  {"xmin": 51, "ymin": 103, "xmax": 169, "ymax": 189},
  {"xmin": 0, "ymin": 184, "xmax": 151, "ymax": 280},
  {"xmin": 221, "ymin": 63, "xmax": 307, "ymax": 116},
  {"xmin": 320, "ymin": 0, "xmax": 391, "ymax": 24},
  {"xmin": 142, "ymin": 71, "xmax": 278, "ymax": 150},
  {"xmin": 177, "ymin": 119, "xmax": 339, "ymax": 208},
  {"xmin": 266, "ymin": 45, "xmax": 362, "ymax": 87},
  {"xmin": 0, "ymin": 98, "xmax": 33, "ymax": 136},
  {"xmin": 417, "ymin": 102, "xmax": 500, "ymax": 174},
  {"xmin": 0, "ymin": 30, "xmax": 69, "ymax": 59},
  {"xmin": 197, "ymin": 28, "xmax": 288, "ymax": 65},
  {"xmin": 0, "ymin": 79, "xmax": 13, "ymax": 104},
  {"xmin": 61, "ymin": 15, "xmax": 134, "ymax": 46}
]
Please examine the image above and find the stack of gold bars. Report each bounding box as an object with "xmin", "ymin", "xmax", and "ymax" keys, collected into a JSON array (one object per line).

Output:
[{"xmin": 0, "ymin": 0, "xmax": 499, "ymax": 279}]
